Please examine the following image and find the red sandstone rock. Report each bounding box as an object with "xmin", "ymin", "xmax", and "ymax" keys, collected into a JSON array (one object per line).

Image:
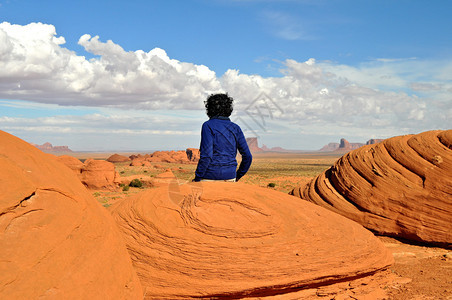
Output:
[
  {"xmin": 142, "ymin": 161, "xmax": 152, "ymax": 167},
  {"xmin": 111, "ymin": 182, "xmax": 393, "ymax": 298},
  {"xmin": 152, "ymin": 170, "xmax": 178, "ymax": 187},
  {"xmin": 0, "ymin": 130, "xmax": 142, "ymax": 299},
  {"xmin": 107, "ymin": 153, "xmax": 131, "ymax": 162},
  {"xmin": 186, "ymin": 148, "xmax": 200, "ymax": 162},
  {"xmin": 150, "ymin": 151, "xmax": 176, "ymax": 163},
  {"xmin": 80, "ymin": 159, "xmax": 119, "ymax": 190},
  {"xmin": 291, "ymin": 130, "xmax": 452, "ymax": 246},
  {"xmin": 130, "ymin": 157, "xmax": 145, "ymax": 167},
  {"xmin": 55, "ymin": 155, "xmax": 84, "ymax": 174}
]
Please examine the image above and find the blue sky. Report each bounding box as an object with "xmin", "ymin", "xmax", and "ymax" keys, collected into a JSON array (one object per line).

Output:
[{"xmin": 0, "ymin": 0, "xmax": 451, "ymax": 151}]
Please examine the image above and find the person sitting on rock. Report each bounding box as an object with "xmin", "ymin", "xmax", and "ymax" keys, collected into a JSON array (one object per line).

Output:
[{"xmin": 193, "ymin": 93, "xmax": 252, "ymax": 182}]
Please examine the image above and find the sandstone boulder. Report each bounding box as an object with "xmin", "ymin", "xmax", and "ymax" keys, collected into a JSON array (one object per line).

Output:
[
  {"xmin": 111, "ymin": 182, "xmax": 392, "ymax": 298},
  {"xmin": 0, "ymin": 130, "xmax": 142, "ymax": 299},
  {"xmin": 291, "ymin": 130, "xmax": 452, "ymax": 246},
  {"xmin": 80, "ymin": 159, "xmax": 119, "ymax": 190},
  {"xmin": 107, "ymin": 153, "xmax": 131, "ymax": 163}
]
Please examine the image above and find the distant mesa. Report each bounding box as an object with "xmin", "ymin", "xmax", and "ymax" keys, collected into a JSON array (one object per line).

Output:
[
  {"xmin": 246, "ymin": 137, "xmax": 263, "ymax": 152},
  {"xmin": 31, "ymin": 142, "xmax": 72, "ymax": 152},
  {"xmin": 0, "ymin": 130, "xmax": 142, "ymax": 299},
  {"xmin": 291, "ymin": 130, "xmax": 452, "ymax": 247},
  {"xmin": 111, "ymin": 182, "xmax": 392, "ymax": 298},
  {"xmin": 319, "ymin": 138, "xmax": 384, "ymax": 152},
  {"xmin": 246, "ymin": 137, "xmax": 292, "ymax": 153}
]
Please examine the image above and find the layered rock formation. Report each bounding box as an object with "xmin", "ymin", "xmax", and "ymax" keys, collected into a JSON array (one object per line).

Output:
[
  {"xmin": 291, "ymin": 130, "xmax": 452, "ymax": 246},
  {"xmin": 112, "ymin": 182, "xmax": 393, "ymax": 299},
  {"xmin": 0, "ymin": 130, "xmax": 142, "ymax": 299}
]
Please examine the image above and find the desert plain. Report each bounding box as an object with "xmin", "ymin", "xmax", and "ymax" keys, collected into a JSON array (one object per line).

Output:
[{"xmin": 1, "ymin": 129, "xmax": 451, "ymax": 299}]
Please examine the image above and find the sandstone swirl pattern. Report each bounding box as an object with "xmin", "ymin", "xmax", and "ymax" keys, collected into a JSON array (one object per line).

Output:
[
  {"xmin": 291, "ymin": 130, "xmax": 452, "ymax": 246},
  {"xmin": 111, "ymin": 181, "xmax": 393, "ymax": 299},
  {"xmin": 0, "ymin": 130, "xmax": 142, "ymax": 299}
]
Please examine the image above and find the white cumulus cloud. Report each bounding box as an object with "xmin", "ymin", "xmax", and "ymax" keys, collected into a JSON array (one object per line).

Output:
[{"xmin": 0, "ymin": 22, "xmax": 450, "ymax": 142}]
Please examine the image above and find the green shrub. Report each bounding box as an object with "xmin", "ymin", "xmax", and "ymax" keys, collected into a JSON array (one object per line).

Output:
[
  {"xmin": 129, "ymin": 178, "xmax": 143, "ymax": 188},
  {"xmin": 267, "ymin": 182, "xmax": 276, "ymax": 188},
  {"xmin": 122, "ymin": 185, "xmax": 130, "ymax": 191}
]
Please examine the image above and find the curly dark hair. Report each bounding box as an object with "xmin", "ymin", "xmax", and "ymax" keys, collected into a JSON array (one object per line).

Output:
[{"xmin": 204, "ymin": 93, "xmax": 234, "ymax": 118}]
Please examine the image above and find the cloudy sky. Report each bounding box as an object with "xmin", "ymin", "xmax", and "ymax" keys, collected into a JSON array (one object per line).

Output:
[{"xmin": 0, "ymin": 0, "xmax": 451, "ymax": 151}]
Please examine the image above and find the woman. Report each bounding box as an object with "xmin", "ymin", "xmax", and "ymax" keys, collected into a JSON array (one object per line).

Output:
[{"xmin": 193, "ymin": 93, "xmax": 252, "ymax": 182}]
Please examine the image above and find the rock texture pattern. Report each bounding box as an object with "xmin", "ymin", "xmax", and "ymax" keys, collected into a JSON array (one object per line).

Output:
[
  {"xmin": 0, "ymin": 130, "xmax": 142, "ymax": 299},
  {"xmin": 112, "ymin": 182, "xmax": 393, "ymax": 299},
  {"xmin": 291, "ymin": 130, "xmax": 452, "ymax": 246}
]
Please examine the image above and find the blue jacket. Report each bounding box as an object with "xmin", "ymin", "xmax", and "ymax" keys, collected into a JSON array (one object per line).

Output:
[{"xmin": 194, "ymin": 116, "xmax": 252, "ymax": 181}]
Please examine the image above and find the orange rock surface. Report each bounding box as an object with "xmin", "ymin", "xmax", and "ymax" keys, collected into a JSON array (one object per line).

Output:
[
  {"xmin": 186, "ymin": 148, "xmax": 200, "ymax": 162},
  {"xmin": 80, "ymin": 159, "xmax": 120, "ymax": 190},
  {"xmin": 291, "ymin": 130, "xmax": 452, "ymax": 246},
  {"xmin": 0, "ymin": 130, "xmax": 142, "ymax": 299},
  {"xmin": 111, "ymin": 182, "xmax": 393, "ymax": 298},
  {"xmin": 55, "ymin": 154, "xmax": 84, "ymax": 173},
  {"xmin": 107, "ymin": 153, "xmax": 131, "ymax": 162}
]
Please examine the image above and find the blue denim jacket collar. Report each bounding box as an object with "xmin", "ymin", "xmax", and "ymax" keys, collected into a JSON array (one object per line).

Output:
[{"xmin": 210, "ymin": 116, "xmax": 230, "ymax": 121}]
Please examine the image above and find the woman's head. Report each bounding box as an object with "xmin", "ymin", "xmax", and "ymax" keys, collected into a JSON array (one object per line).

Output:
[{"xmin": 204, "ymin": 93, "xmax": 234, "ymax": 118}]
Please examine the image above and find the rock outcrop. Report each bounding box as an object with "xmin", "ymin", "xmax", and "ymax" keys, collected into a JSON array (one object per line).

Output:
[
  {"xmin": 291, "ymin": 130, "xmax": 452, "ymax": 246},
  {"xmin": 112, "ymin": 182, "xmax": 393, "ymax": 299},
  {"xmin": 56, "ymin": 157, "xmax": 120, "ymax": 190},
  {"xmin": 186, "ymin": 148, "xmax": 200, "ymax": 162},
  {"xmin": 80, "ymin": 159, "xmax": 120, "ymax": 190},
  {"xmin": 129, "ymin": 150, "xmax": 191, "ymax": 166},
  {"xmin": 107, "ymin": 153, "xmax": 131, "ymax": 163},
  {"xmin": 0, "ymin": 130, "xmax": 142, "ymax": 299}
]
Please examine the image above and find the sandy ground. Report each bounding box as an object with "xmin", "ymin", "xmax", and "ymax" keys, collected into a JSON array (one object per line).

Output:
[
  {"xmin": 381, "ymin": 236, "xmax": 452, "ymax": 300},
  {"xmin": 260, "ymin": 236, "xmax": 451, "ymax": 299}
]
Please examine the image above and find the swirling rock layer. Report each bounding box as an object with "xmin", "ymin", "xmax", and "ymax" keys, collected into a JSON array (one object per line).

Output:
[
  {"xmin": 0, "ymin": 130, "xmax": 142, "ymax": 299},
  {"xmin": 112, "ymin": 181, "xmax": 393, "ymax": 299},
  {"xmin": 291, "ymin": 130, "xmax": 452, "ymax": 246}
]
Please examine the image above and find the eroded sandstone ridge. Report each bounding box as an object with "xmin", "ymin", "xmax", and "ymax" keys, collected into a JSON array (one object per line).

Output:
[
  {"xmin": 0, "ymin": 130, "xmax": 142, "ymax": 299},
  {"xmin": 112, "ymin": 181, "xmax": 393, "ymax": 299},
  {"xmin": 291, "ymin": 130, "xmax": 452, "ymax": 246}
]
